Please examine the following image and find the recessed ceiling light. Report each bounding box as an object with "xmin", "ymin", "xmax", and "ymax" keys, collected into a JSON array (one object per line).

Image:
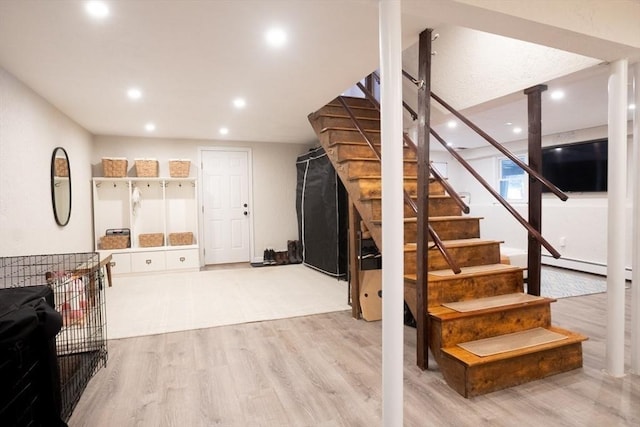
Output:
[
  {"xmin": 265, "ymin": 27, "xmax": 287, "ymax": 48},
  {"xmin": 127, "ymin": 87, "xmax": 142, "ymax": 100},
  {"xmin": 446, "ymin": 142, "xmax": 454, "ymax": 147},
  {"xmin": 550, "ymin": 90, "xmax": 565, "ymax": 100},
  {"xmin": 630, "ymin": 104, "xmax": 636, "ymax": 110},
  {"xmin": 233, "ymin": 98, "xmax": 246, "ymax": 109},
  {"xmin": 513, "ymin": 127, "xmax": 523, "ymax": 134},
  {"xmin": 219, "ymin": 127, "xmax": 229, "ymax": 135},
  {"xmin": 505, "ymin": 122, "xmax": 513, "ymax": 126},
  {"xmin": 145, "ymin": 122, "xmax": 156, "ymax": 132},
  {"xmin": 447, "ymin": 120, "xmax": 457, "ymax": 129},
  {"xmin": 85, "ymin": 1, "xmax": 109, "ymax": 19}
]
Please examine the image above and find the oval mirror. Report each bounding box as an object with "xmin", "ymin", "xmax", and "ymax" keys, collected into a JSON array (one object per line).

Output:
[{"xmin": 51, "ymin": 147, "xmax": 72, "ymax": 226}]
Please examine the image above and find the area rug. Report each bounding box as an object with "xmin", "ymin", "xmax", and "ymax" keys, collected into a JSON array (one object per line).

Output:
[
  {"xmin": 105, "ymin": 264, "xmax": 350, "ymax": 340},
  {"xmin": 458, "ymin": 327, "xmax": 568, "ymax": 357},
  {"xmin": 539, "ymin": 268, "xmax": 613, "ymax": 298}
]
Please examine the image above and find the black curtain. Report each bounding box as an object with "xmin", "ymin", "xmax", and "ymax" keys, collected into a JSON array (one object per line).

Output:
[{"xmin": 296, "ymin": 146, "xmax": 348, "ymax": 279}]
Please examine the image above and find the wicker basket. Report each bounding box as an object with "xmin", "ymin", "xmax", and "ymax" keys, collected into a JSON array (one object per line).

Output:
[
  {"xmin": 139, "ymin": 233, "xmax": 164, "ymax": 247},
  {"xmin": 100, "ymin": 235, "xmax": 130, "ymax": 250},
  {"xmin": 135, "ymin": 159, "xmax": 159, "ymax": 177},
  {"xmin": 169, "ymin": 232, "xmax": 194, "ymax": 246},
  {"xmin": 169, "ymin": 160, "xmax": 190, "ymax": 178},
  {"xmin": 54, "ymin": 157, "xmax": 69, "ymax": 177},
  {"xmin": 102, "ymin": 158, "xmax": 128, "ymax": 177}
]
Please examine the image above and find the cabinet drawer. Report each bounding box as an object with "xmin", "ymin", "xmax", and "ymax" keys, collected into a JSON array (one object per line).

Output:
[
  {"xmin": 108, "ymin": 253, "xmax": 131, "ymax": 275},
  {"xmin": 131, "ymin": 252, "xmax": 166, "ymax": 273},
  {"xmin": 166, "ymin": 249, "xmax": 199, "ymax": 270}
]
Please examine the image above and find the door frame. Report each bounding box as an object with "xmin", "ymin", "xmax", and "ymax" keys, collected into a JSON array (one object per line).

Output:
[{"xmin": 197, "ymin": 146, "xmax": 255, "ymax": 266}]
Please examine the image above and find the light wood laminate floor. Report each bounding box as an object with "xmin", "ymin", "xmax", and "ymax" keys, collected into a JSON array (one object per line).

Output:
[{"xmin": 69, "ymin": 289, "xmax": 639, "ymax": 426}]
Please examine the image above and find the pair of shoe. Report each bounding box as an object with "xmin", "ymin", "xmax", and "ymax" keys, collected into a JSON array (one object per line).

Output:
[
  {"xmin": 287, "ymin": 240, "xmax": 303, "ymax": 264},
  {"xmin": 263, "ymin": 249, "xmax": 277, "ymax": 265}
]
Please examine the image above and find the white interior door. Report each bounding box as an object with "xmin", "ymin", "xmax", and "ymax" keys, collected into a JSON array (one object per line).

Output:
[{"xmin": 202, "ymin": 149, "xmax": 251, "ymax": 264}]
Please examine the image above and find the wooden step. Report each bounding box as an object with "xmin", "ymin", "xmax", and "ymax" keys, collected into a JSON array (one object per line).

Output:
[
  {"xmin": 352, "ymin": 176, "xmax": 418, "ymax": 198},
  {"xmin": 368, "ymin": 195, "xmax": 461, "ymax": 220},
  {"xmin": 403, "ymin": 263, "xmax": 524, "ymax": 315},
  {"xmin": 313, "ymin": 114, "xmax": 380, "ymax": 132},
  {"xmin": 429, "ymin": 293, "xmax": 555, "ymax": 349},
  {"xmin": 344, "ymin": 159, "xmax": 417, "ymax": 178},
  {"xmin": 406, "ymin": 216, "xmax": 482, "ymax": 243},
  {"xmin": 315, "ymin": 103, "xmax": 380, "ymax": 119},
  {"xmin": 327, "ymin": 142, "xmax": 416, "ymax": 161},
  {"xmin": 404, "ymin": 238, "xmax": 502, "ymax": 274},
  {"xmin": 439, "ymin": 326, "xmax": 587, "ymax": 397},
  {"xmin": 327, "ymin": 96, "xmax": 376, "ymax": 109},
  {"xmin": 318, "ymin": 127, "xmax": 381, "ymax": 147}
]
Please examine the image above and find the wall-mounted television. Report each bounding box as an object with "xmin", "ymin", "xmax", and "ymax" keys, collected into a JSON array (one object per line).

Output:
[{"xmin": 542, "ymin": 138, "xmax": 608, "ymax": 193}]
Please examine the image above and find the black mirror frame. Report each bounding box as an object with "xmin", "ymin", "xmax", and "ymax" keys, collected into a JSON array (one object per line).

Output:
[{"xmin": 51, "ymin": 146, "xmax": 72, "ymax": 226}]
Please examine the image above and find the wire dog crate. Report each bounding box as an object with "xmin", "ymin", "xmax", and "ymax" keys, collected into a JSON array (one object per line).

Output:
[{"xmin": 0, "ymin": 253, "xmax": 108, "ymax": 421}]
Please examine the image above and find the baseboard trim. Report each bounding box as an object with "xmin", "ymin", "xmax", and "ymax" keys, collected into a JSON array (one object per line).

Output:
[{"xmin": 541, "ymin": 255, "xmax": 632, "ymax": 281}]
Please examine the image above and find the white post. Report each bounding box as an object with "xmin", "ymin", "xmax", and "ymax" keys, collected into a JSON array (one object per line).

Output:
[
  {"xmin": 632, "ymin": 63, "xmax": 640, "ymax": 374},
  {"xmin": 606, "ymin": 58, "xmax": 628, "ymax": 377},
  {"xmin": 379, "ymin": 0, "xmax": 404, "ymax": 425}
]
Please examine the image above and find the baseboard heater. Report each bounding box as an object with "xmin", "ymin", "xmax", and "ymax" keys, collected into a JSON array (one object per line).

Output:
[{"xmin": 541, "ymin": 254, "xmax": 632, "ymax": 281}]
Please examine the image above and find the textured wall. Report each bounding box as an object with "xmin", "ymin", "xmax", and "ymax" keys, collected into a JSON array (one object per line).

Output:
[{"xmin": 0, "ymin": 67, "xmax": 93, "ymax": 257}]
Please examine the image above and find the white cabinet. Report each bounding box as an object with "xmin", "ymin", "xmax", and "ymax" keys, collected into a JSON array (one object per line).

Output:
[{"xmin": 93, "ymin": 177, "xmax": 200, "ymax": 275}]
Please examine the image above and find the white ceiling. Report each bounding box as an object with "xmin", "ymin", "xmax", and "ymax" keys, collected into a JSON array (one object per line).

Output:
[{"xmin": 0, "ymin": 1, "xmax": 637, "ymax": 147}]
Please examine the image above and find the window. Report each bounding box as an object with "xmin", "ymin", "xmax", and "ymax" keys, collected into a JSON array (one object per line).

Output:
[{"xmin": 499, "ymin": 156, "xmax": 527, "ymax": 201}]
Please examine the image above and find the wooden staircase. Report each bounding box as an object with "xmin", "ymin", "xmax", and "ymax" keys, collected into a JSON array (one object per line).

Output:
[{"xmin": 308, "ymin": 96, "xmax": 587, "ymax": 398}]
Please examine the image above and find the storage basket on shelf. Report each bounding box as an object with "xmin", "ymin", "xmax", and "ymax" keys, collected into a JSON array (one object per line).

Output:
[
  {"xmin": 102, "ymin": 158, "xmax": 128, "ymax": 177},
  {"xmin": 169, "ymin": 159, "xmax": 190, "ymax": 178},
  {"xmin": 169, "ymin": 232, "xmax": 194, "ymax": 246},
  {"xmin": 139, "ymin": 233, "xmax": 164, "ymax": 247},
  {"xmin": 135, "ymin": 159, "xmax": 159, "ymax": 177},
  {"xmin": 54, "ymin": 157, "xmax": 69, "ymax": 177},
  {"xmin": 99, "ymin": 235, "xmax": 130, "ymax": 250}
]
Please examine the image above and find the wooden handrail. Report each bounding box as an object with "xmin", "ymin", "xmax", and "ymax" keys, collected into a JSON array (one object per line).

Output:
[
  {"xmin": 337, "ymin": 94, "xmax": 461, "ymax": 274},
  {"xmin": 430, "ymin": 129, "xmax": 561, "ymax": 258}
]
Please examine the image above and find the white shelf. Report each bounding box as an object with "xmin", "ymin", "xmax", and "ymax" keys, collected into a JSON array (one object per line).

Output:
[{"xmin": 92, "ymin": 177, "xmax": 199, "ymax": 274}]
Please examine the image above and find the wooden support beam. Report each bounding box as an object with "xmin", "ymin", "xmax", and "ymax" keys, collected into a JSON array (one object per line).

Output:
[
  {"xmin": 416, "ymin": 28, "xmax": 433, "ymax": 370},
  {"xmin": 524, "ymin": 84, "xmax": 547, "ymax": 296},
  {"xmin": 348, "ymin": 198, "xmax": 362, "ymax": 319}
]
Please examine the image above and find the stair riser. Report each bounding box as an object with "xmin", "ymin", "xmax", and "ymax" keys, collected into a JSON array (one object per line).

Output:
[
  {"xmin": 441, "ymin": 342, "xmax": 584, "ymax": 398},
  {"xmin": 316, "ymin": 104, "xmax": 380, "ymax": 119},
  {"xmin": 429, "ymin": 270, "xmax": 523, "ymax": 307},
  {"xmin": 319, "ymin": 129, "xmax": 381, "ymax": 146},
  {"xmin": 371, "ymin": 197, "xmax": 461, "ymax": 220},
  {"xmin": 404, "ymin": 243, "xmax": 501, "ymax": 275},
  {"xmin": 316, "ymin": 115, "xmax": 380, "ymax": 132},
  {"xmin": 328, "ymin": 96, "xmax": 375, "ymax": 109},
  {"xmin": 347, "ymin": 161, "xmax": 417, "ymax": 179},
  {"xmin": 405, "ymin": 218, "xmax": 481, "ymax": 243},
  {"xmin": 357, "ymin": 178, "xmax": 417, "ymax": 198},
  {"xmin": 433, "ymin": 304, "xmax": 552, "ymax": 349},
  {"xmin": 329, "ymin": 144, "xmax": 416, "ymax": 161}
]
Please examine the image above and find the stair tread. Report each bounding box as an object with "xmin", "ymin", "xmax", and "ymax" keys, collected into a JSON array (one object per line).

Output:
[
  {"xmin": 315, "ymin": 112, "xmax": 380, "ymax": 121},
  {"xmin": 405, "ymin": 216, "xmax": 484, "ymax": 223},
  {"xmin": 338, "ymin": 158, "xmax": 416, "ymax": 164},
  {"xmin": 319, "ymin": 126, "xmax": 381, "ymax": 134},
  {"xmin": 403, "ymin": 263, "xmax": 524, "ymax": 283},
  {"xmin": 429, "ymin": 293, "xmax": 554, "ymax": 319},
  {"xmin": 441, "ymin": 326, "xmax": 588, "ymax": 366},
  {"xmin": 362, "ymin": 193, "xmax": 452, "ymax": 201},
  {"xmin": 349, "ymin": 175, "xmax": 418, "ymax": 181},
  {"xmin": 440, "ymin": 292, "xmax": 549, "ymax": 313},
  {"xmin": 404, "ymin": 238, "xmax": 502, "ymax": 251}
]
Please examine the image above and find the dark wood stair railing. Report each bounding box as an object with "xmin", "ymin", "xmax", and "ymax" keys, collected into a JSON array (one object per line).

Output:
[{"xmin": 335, "ymin": 96, "xmax": 461, "ymax": 274}]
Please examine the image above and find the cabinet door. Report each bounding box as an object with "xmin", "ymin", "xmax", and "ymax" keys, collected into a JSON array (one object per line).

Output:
[
  {"xmin": 109, "ymin": 253, "xmax": 132, "ymax": 275},
  {"xmin": 131, "ymin": 252, "xmax": 166, "ymax": 273},
  {"xmin": 166, "ymin": 249, "xmax": 199, "ymax": 270}
]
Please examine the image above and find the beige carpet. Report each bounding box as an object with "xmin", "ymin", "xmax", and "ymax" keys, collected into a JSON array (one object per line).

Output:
[
  {"xmin": 458, "ymin": 327, "xmax": 568, "ymax": 357},
  {"xmin": 442, "ymin": 293, "xmax": 544, "ymax": 312},
  {"xmin": 105, "ymin": 264, "xmax": 349, "ymax": 340}
]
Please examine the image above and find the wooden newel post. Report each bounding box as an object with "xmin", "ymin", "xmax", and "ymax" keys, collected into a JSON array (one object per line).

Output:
[
  {"xmin": 524, "ymin": 84, "xmax": 547, "ymax": 296},
  {"xmin": 416, "ymin": 28, "xmax": 433, "ymax": 370}
]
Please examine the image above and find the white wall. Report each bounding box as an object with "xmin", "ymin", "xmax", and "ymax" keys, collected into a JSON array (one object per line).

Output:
[
  {"xmin": 0, "ymin": 67, "xmax": 94, "ymax": 257},
  {"xmin": 444, "ymin": 124, "xmax": 634, "ymax": 275},
  {"xmin": 92, "ymin": 135, "xmax": 312, "ymax": 262}
]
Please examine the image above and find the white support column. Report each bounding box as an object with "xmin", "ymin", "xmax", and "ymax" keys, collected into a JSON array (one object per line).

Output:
[
  {"xmin": 379, "ymin": 1, "xmax": 404, "ymax": 425},
  {"xmin": 606, "ymin": 58, "xmax": 628, "ymax": 377},
  {"xmin": 632, "ymin": 63, "xmax": 640, "ymax": 375}
]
